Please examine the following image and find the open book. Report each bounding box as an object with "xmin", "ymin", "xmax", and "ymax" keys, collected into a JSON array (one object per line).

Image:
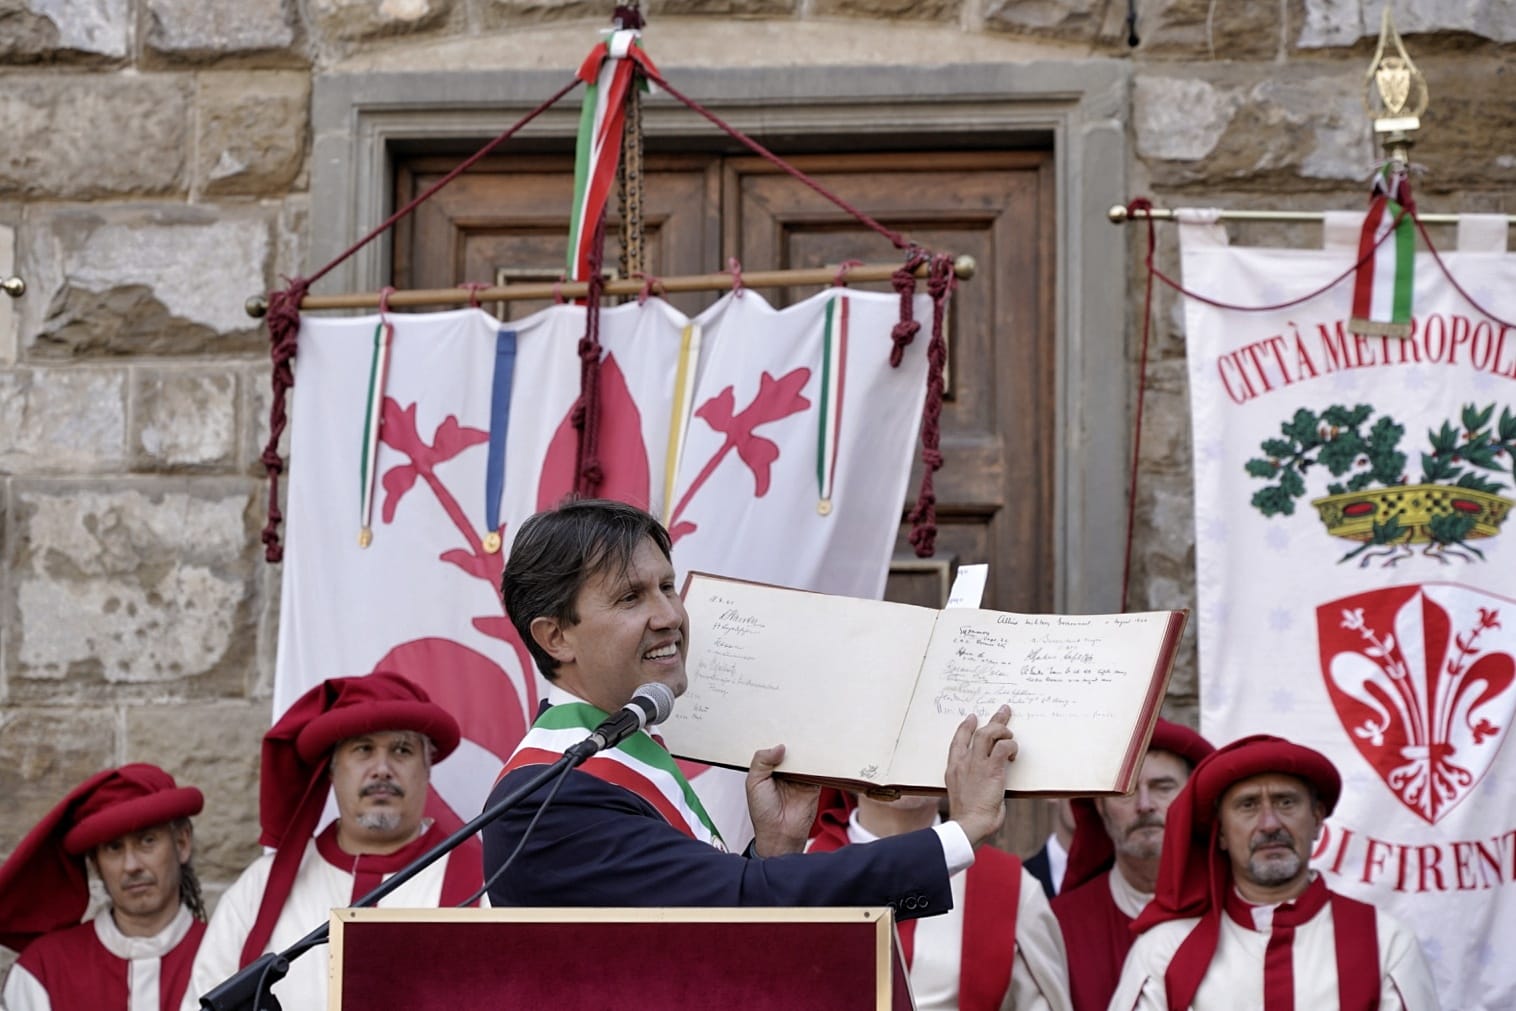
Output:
[{"xmin": 662, "ymin": 573, "xmax": 1187, "ymax": 795}]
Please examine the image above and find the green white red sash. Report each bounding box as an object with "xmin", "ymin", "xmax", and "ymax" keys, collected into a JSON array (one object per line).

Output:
[
  {"xmin": 499, "ymin": 701, "xmax": 726, "ymax": 850},
  {"xmin": 1349, "ymin": 166, "xmax": 1416, "ymax": 338},
  {"xmin": 567, "ymin": 32, "xmax": 660, "ymax": 283}
]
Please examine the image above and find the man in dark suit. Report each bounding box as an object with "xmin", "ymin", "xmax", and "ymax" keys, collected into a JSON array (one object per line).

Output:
[{"xmin": 482, "ymin": 498, "xmax": 1020, "ymax": 917}]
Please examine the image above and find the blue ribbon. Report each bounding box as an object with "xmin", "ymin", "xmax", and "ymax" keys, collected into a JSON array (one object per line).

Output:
[{"xmin": 485, "ymin": 329, "xmax": 518, "ymax": 541}]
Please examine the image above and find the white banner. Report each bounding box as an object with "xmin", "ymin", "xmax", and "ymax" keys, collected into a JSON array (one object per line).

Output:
[
  {"xmin": 275, "ymin": 290, "xmax": 931, "ymax": 846},
  {"xmin": 1183, "ymin": 217, "xmax": 1516, "ymax": 1011}
]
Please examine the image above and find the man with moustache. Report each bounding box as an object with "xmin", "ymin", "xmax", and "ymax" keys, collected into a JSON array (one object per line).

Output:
[
  {"xmin": 1051, "ymin": 719, "xmax": 1213, "ymax": 1011},
  {"xmin": 484, "ymin": 498, "xmax": 1021, "ymax": 918},
  {"xmin": 0, "ymin": 764, "xmax": 207, "ymax": 1011},
  {"xmin": 1108, "ymin": 735, "xmax": 1438, "ymax": 1010},
  {"xmin": 184, "ymin": 673, "xmax": 481, "ymax": 1011}
]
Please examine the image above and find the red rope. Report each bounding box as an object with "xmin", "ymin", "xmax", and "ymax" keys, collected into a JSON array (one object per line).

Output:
[
  {"xmin": 640, "ymin": 67, "xmax": 910, "ymax": 250},
  {"xmin": 1120, "ymin": 199, "xmax": 1160, "ymax": 611},
  {"xmin": 574, "ymin": 212, "xmax": 609, "ymax": 497},
  {"xmin": 1413, "ymin": 215, "xmax": 1516, "ymax": 329},
  {"xmin": 890, "ymin": 248, "xmax": 930, "ymax": 367},
  {"xmin": 258, "ymin": 277, "xmax": 309, "ymax": 562},
  {"xmin": 256, "ymin": 77, "xmax": 582, "ymax": 562},
  {"xmin": 907, "ymin": 253, "xmax": 956, "ymax": 557}
]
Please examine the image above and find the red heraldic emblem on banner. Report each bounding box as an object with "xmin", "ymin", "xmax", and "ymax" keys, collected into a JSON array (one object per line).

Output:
[{"xmin": 1317, "ymin": 583, "xmax": 1516, "ymax": 824}]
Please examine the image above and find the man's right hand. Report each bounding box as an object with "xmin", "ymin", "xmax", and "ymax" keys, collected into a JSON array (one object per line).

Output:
[{"xmin": 943, "ymin": 705, "xmax": 1017, "ymax": 848}]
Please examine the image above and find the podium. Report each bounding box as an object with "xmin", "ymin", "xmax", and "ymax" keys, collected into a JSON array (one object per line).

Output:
[{"xmin": 329, "ymin": 906, "xmax": 915, "ymax": 1010}]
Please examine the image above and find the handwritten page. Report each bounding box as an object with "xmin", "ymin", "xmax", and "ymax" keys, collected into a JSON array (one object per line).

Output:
[
  {"xmin": 663, "ymin": 574, "xmax": 940, "ymax": 784},
  {"xmin": 887, "ymin": 609, "xmax": 1179, "ymax": 791}
]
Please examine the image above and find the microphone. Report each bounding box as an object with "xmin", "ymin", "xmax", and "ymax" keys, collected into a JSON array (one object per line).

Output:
[{"xmin": 565, "ymin": 683, "xmax": 676, "ymax": 761}]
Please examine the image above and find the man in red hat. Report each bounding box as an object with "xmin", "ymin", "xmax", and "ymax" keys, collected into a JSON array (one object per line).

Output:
[
  {"xmin": 0, "ymin": 764, "xmax": 207, "ymax": 1011},
  {"xmin": 183, "ymin": 672, "xmax": 481, "ymax": 1011},
  {"xmin": 1108, "ymin": 734, "xmax": 1439, "ymax": 1010},
  {"xmin": 809, "ymin": 793, "xmax": 1071, "ymax": 1011},
  {"xmin": 1051, "ymin": 718, "xmax": 1214, "ymax": 1011}
]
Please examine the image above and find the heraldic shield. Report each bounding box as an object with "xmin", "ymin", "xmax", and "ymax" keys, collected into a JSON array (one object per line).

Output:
[{"xmin": 1317, "ymin": 583, "xmax": 1516, "ymax": 824}]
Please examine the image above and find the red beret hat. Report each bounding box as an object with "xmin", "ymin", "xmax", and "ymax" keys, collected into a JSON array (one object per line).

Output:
[
  {"xmin": 0, "ymin": 764, "xmax": 201, "ymax": 952},
  {"xmin": 1061, "ymin": 718, "xmax": 1215, "ymax": 892}
]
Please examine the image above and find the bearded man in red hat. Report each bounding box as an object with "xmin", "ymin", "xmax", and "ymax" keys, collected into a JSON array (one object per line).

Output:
[
  {"xmin": 1051, "ymin": 718, "xmax": 1214, "ymax": 1011},
  {"xmin": 0, "ymin": 764, "xmax": 207, "ymax": 1011},
  {"xmin": 183, "ymin": 672, "xmax": 481, "ymax": 1011},
  {"xmin": 1108, "ymin": 734, "xmax": 1439, "ymax": 1010}
]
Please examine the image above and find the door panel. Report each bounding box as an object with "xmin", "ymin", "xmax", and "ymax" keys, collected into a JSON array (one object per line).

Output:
[{"xmin": 393, "ymin": 145, "xmax": 1058, "ymax": 855}]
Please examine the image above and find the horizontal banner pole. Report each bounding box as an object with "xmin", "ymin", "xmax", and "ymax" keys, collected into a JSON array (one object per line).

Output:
[
  {"xmin": 245, "ymin": 257, "xmax": 976, "ymax": 318},
  {"xmin": 1108, "ymin": 204, "xmax": 1516, "ymax": 226}
]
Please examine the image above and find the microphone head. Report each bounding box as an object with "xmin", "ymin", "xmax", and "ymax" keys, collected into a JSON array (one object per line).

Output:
[{"xmin": 631, "ymin": 682, "xmax": 677, "ymax": 726}]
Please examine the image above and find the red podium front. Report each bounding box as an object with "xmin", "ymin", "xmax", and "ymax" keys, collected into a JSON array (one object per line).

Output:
[{"xmin": 328, "ymin": 906, "xmax": 913, "ymax": 1010}]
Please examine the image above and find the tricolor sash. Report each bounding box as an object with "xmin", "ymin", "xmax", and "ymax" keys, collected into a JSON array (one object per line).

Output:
[{"xmin": 499, "ymin": 702, "xmax": 726, "ymax": 850}]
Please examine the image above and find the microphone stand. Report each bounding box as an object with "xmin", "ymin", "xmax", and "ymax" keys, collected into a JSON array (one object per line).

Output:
[{"xmin": 198, "ymin": 751, "xmax": 582, "ymax": 1011}]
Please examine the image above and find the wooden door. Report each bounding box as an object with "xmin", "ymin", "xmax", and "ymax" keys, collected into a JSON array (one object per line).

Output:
[{"xmin": 394, "ymin": 146, "xmax": 1059, "ymax": 855}]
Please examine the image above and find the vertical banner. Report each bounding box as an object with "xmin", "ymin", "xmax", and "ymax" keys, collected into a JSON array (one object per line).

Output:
[
  {"xmin": 275, "ymin": 303, "xmax": 688, "ymax": 829},
  {"xmin": 669, "ymin": 288, "xmax": 930, "ymax": 596},
  {"xmin": 1183, "ymin": 218, "xmax": 1516, "ymax": 1011},
  {"xmin": 274, "ymin": 291, "xmax": 931, "ymax": 848}
]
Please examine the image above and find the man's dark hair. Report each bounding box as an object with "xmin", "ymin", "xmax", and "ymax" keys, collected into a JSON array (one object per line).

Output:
[
  {"xmin": 174, "ymin": 818, "xmax": 208, "ymax": 921},
  {"xmin": 501, "ymin": 498, "xmax": 673, "ymax": 679}
]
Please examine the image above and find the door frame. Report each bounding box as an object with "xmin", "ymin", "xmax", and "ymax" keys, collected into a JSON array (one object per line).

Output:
[{"xmin": 308, "ymin": 60, "xmax": 1132, "ymax": 614}]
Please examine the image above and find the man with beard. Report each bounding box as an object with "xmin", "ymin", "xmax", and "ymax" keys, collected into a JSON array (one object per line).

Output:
[
  {"xmin": 1050, "ymin": 719, "xmax": 1213, "ymax": 1011},
  {"xmin": 1108, "ymin": 735, "xmax": 1438, "ymax": 1010},
  {"xmin": 0, "ymin": 764, "xmax": 207, "ymax": 1011},
  {"xmin": 184, "ymin": 673, "xmax": 481, "ymax": 1011}
]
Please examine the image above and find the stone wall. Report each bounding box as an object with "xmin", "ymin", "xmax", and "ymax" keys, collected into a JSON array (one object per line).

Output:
[{"xmin": 1, "ymin": 0, "xmax": 1511, "ymax": 940}]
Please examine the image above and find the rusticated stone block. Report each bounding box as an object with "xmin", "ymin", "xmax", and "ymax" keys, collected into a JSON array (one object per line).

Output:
[
  {"xmin": 144, "ymin": 0, "xmax": 300, "ymax": 58},
  {"xmin": 0, "ymin": 368, "xmax": 127, "ymax": 474},
  {"xmin": 25, "ymin": 207, "xmax": 269, "ymax": 358},
  {"xmin": 125, "ymin": 701, "xmax": 268, "ymax": 881},
  {"xmin": 1405, "ymin": 56, "xmax": 1516, "ymax": 193},
  {"xmin": 0, "ymin": 76, "xmax": 188, "ymax": 199},
  {"xmin": 308, "ymin": 0, "xmax": 456, "ymax": 42},
  {"xmin": 0, "ymin": 709, "xmax": 118, "ymax": 856},
  {"xmin": 1135, "ymin": 358, "xmax": 1193, "ymax": 471},
  {"xmin": 0, "ymin": 0, "xmax": 130, "ymax": 62},
  {"xmin": 812, "ymin": 0, "xmax": 960, "ymax": 21},
  {"xmin": 132, "ymin": 369, "xmax": 239, "ymax": 470},
  {"xmin": 1134, "ymin": 68, "xmax": 1372, "ymax": 186},
  {"xmin": 1124, "ymin": 0, "xmax": 1280, "ymax": 58},
  {"xmin": 482, "ymin": 0, "xmax": 616, "ymax": 25},
  {"xmin": 196, "ymin": 73, "xmax": 310, "ymax": 197},
  {"xmin": 1297, "ymin": 0, "xmax": 1516, "ymax": 48},
  {"xmin": 984, "ymin": 0, "xmax": 1114, "ymax": 44},
  {"xmin": 10, "ymin": 481, "xmax": 260, "ymax": 701}
]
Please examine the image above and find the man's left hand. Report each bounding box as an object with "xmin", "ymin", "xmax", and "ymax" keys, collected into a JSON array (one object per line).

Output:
[{"xmin": 745, "ymin": 744, "xmax": 821, "ymax": 858}]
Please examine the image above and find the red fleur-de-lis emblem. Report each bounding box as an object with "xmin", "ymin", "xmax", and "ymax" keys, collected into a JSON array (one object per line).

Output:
[
  {"xmin": 667, "ymin": 367, "xmax": 812, "ymax": 542},
  {"xmin": 1317, "ymin": 584, "xmax": 1516, "ymax": 823}
]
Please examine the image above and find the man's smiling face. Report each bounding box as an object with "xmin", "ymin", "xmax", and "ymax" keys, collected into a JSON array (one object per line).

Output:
[{"xmin": 536, "ymin": 535, "xmax": 689, "ymax": 713}]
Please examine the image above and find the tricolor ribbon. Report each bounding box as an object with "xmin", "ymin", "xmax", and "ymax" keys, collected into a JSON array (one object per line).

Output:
[
  {"xmin": 357, "ymin": 298, "xmax": 396, "ymax": 548},
  {"xmin": 1349, "ymin": 165, "xmax": 1416, "ymax": 338},
  {"xmin": 815, "ymin": 295, "xmax": 849, "ymax": 515},
  {"xmin": 566, "ymin": 32, "xmax": 660, "ymax": 285}
]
